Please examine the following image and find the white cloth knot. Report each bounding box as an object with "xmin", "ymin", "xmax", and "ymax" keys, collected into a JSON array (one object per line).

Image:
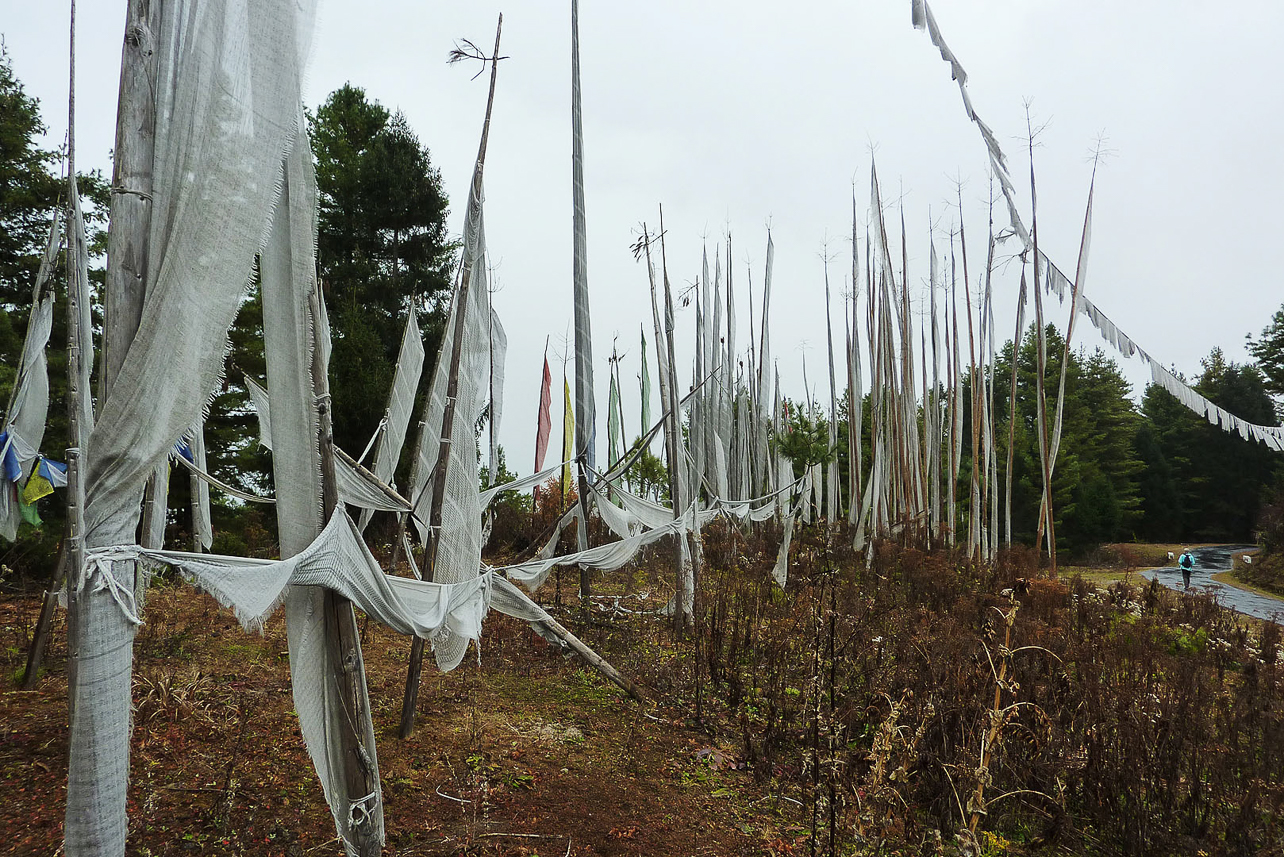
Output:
[{"xmin": 82, "ymin": 546, "xmax": 145, "ymax": 626}]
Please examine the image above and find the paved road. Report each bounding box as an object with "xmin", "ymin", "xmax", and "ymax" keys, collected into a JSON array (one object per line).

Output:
[{"xmin": 1140, "ymin": 545, "xmax": 1284, "ymax": 623}]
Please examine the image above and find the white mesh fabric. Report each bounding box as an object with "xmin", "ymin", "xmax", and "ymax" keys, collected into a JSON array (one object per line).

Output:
[
  {"xmin": 359, "ymin": 312, "xmax": 424, "ymax": 530},
  {"xmin": 262, "ymin": 131, "xmax": 384, "ymax": 853},
  {"xmin": 712, "ymin": 476, "xmax": 800, "ymax": 522},
  {"xmin": 336, "ymin": 453, "xmax": 411, "ymax": 514},
  {"xmin": 69, "ymin": 177, "xmax": 94, "ymax": 436},
  {"xmin": 8, "ymin": 293, "xmax": 53, "ymax": 460},
  {"xmin": 68, "ymin": 6, "xmax": 318, "ymax": 855},
  {"xmin": 498, "ymin": 513, "xmax": 689, "ymax": 592},
  {"xmin": 4, "ymin": 208, "xmax": 61, "ymax": 484},
  {"xmin": 111, "ymin": 513, "xmax": 565, "ymax": 670},
  {"xmin": 571, "ymin": 0, "xmax": 596, "ymax": 473},
  {"xmin": 754, "ymin": 234, "xmax": 775, "ymax": 495},
  {"xmin": 606, "ymin": 367, "xmax": 622, "ymax": 468},
  {"xmin": 141, "ymin": 461, "xmax": 170, "ymax": 550},
  {"xmin": 0, "ymin": 291, "xmax": 54, "ymax": 544},
  {"xmin": 589, "ymin": 483, "xmax": 641, "ymax": 539},
  {"xmin": 188, "ymin": 418, "xmax": 212, "ymax": 551},
  {"xmin": 84, "ymin": 3, "xmax": 316, "ymax": 545},
  {"xmin": 488, "ymin": 308, "xmax": 507, "ymax": 483},
  {"xmin": 479, "ymin": 459, "xmax": 569, "ymax": 510},
  {"xmin": 772, "ymin": 511, "xmax": 795, "ymax": 588},
  {"xmin": 537, "ymin": 503, "xmax": 582, "ymax": 560},
  {"xmin": 912, "ymin": 0, "xmax": 1281, "ymax": 453},
  {"xmin": 711, "ymin": 254, "xmax": 730, "ymax": 500},
  {"xmin": 246, "ymin": 375, "xmax": 410, "ymax": 515},
  {"xmin": 0, "ymin": 484, "xmax": 18, "ymax": 542},
  {"xmin": 612, "ymin": 480, "xmax": 676, "ymax": 530},
  {"xmin": 139, "ymin": 510, "xmax": 489, "ymax": 644},
  {"xmin": 173, "ymin": 459, "xmax": 270, "ymax": 506},
  {"xmin": 1053, "ymin": 257, "xmax": 1284, "ymax": 452},
  {"xmin": 409, "ymin": 176, "xmax": 491, "ymax": 672},
  {"xmin": 244, "ymin": 375, "xmax": 273, "ymax": 449}
]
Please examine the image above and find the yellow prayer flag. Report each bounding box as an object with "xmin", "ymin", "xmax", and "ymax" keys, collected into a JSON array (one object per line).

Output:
[{"xmin": 22, "ymin": 471, "xmax": 54, "ymax": 504}]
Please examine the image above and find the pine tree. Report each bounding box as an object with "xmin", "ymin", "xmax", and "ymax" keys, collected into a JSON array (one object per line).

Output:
[
  {"xmin": 1141, "ymin": 349, "xmax": 1283, "ymax": 542},
  {"xmin": 0, "ymin": 47, "xmax": 108, "ymax": 573},
  {"xmin": 1247, "ymin": 304, "xmax": 1284, "ymax": 419},
  {"xmin": 991, "ymin": 328, "xmax": 1146, "ymax": 553},
  {"xmin": 308, "ymin": 85, "xmax": 455, "ymax": 461},
  {"xmin": 0, "ymin": 46, "xmax": 63, "ymax": 310}
]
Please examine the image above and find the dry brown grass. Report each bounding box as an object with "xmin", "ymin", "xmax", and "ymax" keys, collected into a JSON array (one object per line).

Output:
[{"xmin": 4, "ymin": 526, "xmax": 1284, "ymax": 856}]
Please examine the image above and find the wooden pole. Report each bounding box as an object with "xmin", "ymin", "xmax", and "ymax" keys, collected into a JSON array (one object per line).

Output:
[
  {"xmin": 958, "ymin": 193, "xmax": 982, "ymax": 562},
  {"xmin": 62, "ymin": 0, "xmax": 91, "ymax": 805},
  {"xmin": 1028, "ymin": 139, "xmax": 1056, "ymax": 574},
  {"xmin": 21, "ymin": 544, "xmax": 67, "ymax": 688},
  {"xmin": 103, "ymin": 0, "xmax": 158, "ymax": 399},
  {"xmin": 400, "ymin": 15, "xmax": 503, "ymax": 739},
  {"xmin": 532, "ymin": 612, "xmax": 648, "ymax": 702},
  {"xmin": 570, "ymin": 0, "xmax": 595, "ymax": 606},
  {"xmin": 1004, "ymin": 268, "xmax": 1027, "ymax": 548},
  {"xmin": 658, "ymin": 210, "xmax": 693, "ymax": 635},
  {"xmin": 310, "ymin": 289, "xmax": 381, "ymax": 857}
]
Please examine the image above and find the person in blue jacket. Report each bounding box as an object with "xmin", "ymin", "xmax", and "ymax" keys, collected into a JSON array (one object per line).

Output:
[{"xmin": 1178, "ymin": 549, "xmax": 1195, "ymax": 589}]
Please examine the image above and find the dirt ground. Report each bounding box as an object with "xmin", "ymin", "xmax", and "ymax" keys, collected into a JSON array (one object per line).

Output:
[
  {"xmin": 1, "ymin": 579, "xmax": 805, "ymax": 857},
  {"xmin": 6, "ymin": 537, "xmax": 1281, "ymax": 856}
]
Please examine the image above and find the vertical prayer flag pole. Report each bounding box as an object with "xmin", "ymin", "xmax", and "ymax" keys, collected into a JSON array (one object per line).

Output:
[
  {"xmin": 63, "ymin": 0, "xmax": 88, "ymax": 710},
  {"xmin": 570, "ymin": 0, "xmax": 596, "ymax": 603},
  {"xmin": 64, "ymin": 0, "xmax": 156, "ymax": 848},
  {"xmin": 1027, "ymin": 117, "xmax": 1056, "ymax": 574},
  {"xmin": 400, "ymin": 14, "xmax": 503, "ymax": 739},
  {"xmin": 310, "ymin": 286, "xmax": 381, "ymax": 857}
]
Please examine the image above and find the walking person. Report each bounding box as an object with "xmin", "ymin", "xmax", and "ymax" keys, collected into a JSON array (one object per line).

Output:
[{"xmin": 1179, "ymin": 548, "xmax": 1195, "ymax": 589}]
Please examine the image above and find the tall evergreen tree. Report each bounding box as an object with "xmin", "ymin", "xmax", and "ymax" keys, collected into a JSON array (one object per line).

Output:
[
  {"xmin": 1141, "ymin": 349, "xmax": 1282, "ymax": 542},
  {"xmin": 1066, "ymin": 349, "xmax": 1143, "ymax": 541},
  {"xmin": 1133, "ymin": 419, "xmax": 1183, "ymax": 541},
  {"xmin": 1247, "ymin": 304, "xmax": 1284, "ymax": 419},
  {"xmin": 990, "ymin": 327, "xmax": 1143, "ymax": 554},
  {"xmin": 0, "ymin": 47, "xmax": 108, "ymax": 572},
  {"xmin": 308, "ymin": 85, "xmax": 455, "ymax": 459},
  {"xmin": 0, "ymin": 46, "xmax": 63, "ymax": 311}
]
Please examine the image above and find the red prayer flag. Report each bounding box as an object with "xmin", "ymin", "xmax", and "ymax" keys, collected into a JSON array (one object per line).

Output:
[{"xmin": 534, "ymin": 354, "xmax": 553, "ymax": 472}]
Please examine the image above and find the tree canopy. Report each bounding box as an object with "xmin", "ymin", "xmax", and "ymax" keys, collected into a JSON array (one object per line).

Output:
[
  {"xmin": 1247, "ymin": 304, "xmax": 1284, "ymax": 419},
  {"xmin": 0, "ymin": 47, "xmax": 108, "ymax": 572},
  {"xmin": 308, "ymin": 85, "xmax": 455, "ymax": 460}
]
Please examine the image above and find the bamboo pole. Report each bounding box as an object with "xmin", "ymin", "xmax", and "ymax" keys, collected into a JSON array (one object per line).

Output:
[
  {"xmin": 570, "ymin": 0, "xmax": 595, "ymax": 604},
  {"xmin": 981, "ymin": 215, "xmax": 999, "ymax": 561},
  {"xmin": 847, "ymin": 191, "xmax": 862, "ymax": 530},
  {"xmin": 58, "ymin": 0, "xmax": 80, "ymax": 746},
  {"xmin": 958, "ymin": 193, "xmax": 982, "ymax": 561},
  {"xmin": 928, "ymin": 236, "xmax": 941, "ymax": 546},
  {"xmin": 1037, "ymin": 164, "xmax": 1097, "ymax": 566},
  {"xmin": 1004, "ymin": 267, "xmax": 1027, "ymax": 547},
  {"xmin": 659, "ymin": 208, "xmax": 693, "ymax": 634},
  {"xmin": 1028, "ymin": 136, "xmax": 1056, "ymax": 573},
  {"xmin": 823, "ymin": 255, "xmax": 840, "ymax": 529},
  {"xmin": 400, "ymin": 15, "xmax": 503, "ymax": 739},
  {"xmin": 63, "ymin": 0, "xmax": 139, "ymax": 845}
]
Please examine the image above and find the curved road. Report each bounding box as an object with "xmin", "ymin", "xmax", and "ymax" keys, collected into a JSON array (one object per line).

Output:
[{"xmin": 1140, "ymin": 545, "xmax": 1284, "ymax": 623}]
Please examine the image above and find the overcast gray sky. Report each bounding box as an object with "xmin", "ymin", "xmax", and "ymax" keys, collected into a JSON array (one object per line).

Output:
[{"xmin": 4, "ymin": 1, "xmax": 1282, "ymax": 474}]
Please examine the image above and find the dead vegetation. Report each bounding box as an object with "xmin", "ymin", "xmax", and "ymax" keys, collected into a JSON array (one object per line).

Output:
[{"xmin": 3, "ymin": 518, "xmax": 1284, "ymax": 856}]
